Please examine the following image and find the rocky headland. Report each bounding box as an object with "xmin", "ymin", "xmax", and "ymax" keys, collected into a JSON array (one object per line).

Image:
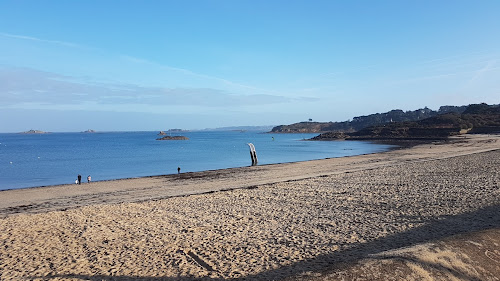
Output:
[
  {"xmin": 310, "ymin": 103, "xmax": 500, "ymax": 141},
  {"xmin": 271, "ymin": 105, "xmax": 468, "ymax": 133}
]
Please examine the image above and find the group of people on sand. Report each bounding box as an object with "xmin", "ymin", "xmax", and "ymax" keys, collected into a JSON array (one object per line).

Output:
[
  {"xmin": 75, "ymin": 167, "xmax": 181, "ymax": 185},
  {"xmin": 76, "ymin": 174, "xmax": 91, "ymax": 184}
]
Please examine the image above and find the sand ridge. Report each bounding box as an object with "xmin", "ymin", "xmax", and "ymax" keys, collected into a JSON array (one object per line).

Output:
[{"xmin": 0, "ymin": 134, "xmax": 499, "ymax": 280}]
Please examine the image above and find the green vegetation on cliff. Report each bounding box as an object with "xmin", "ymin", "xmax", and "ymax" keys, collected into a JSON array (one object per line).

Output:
[
  {"xmin": 271, "ymin": 105, "xmax": 467, "ymax": 133},
  {"xmin": 311, "ymin": 103, "xmax": 500, "ymax": 140}
]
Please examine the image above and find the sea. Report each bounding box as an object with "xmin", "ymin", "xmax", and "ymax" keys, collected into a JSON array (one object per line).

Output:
[{"xmin": 0, "ymin": 131, "xmax": 395, "ymax": 190}]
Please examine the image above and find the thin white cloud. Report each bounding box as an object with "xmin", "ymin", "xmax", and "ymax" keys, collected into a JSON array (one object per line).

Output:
[
  {"xmin": 392, "ymin": 73, "xmax": 459, "ymax": 85},
  {"xmin": 469, "ymin": 60, "xmax": 497, "ymax": 83},
  {"xmin": 0, "ymin": 67, "xmax": 294, "ymax": 110},
  {"xmin": 417, "ymin": 50, "xmax": 493, "ymax": 66},
  {"xmin": 320, "ymin": 64, "xmax": 379, "ymax": 78},
  {"xmin": 390, "ymin": 65, "xmax": 500, "ymax": 86},
  {"xmin": 2, "ymin": 32, "xmax": 282, "ymax": 97},
  {"xmin": 0, "ymin": 32, "xmax": 86, "ymax": 49},
  {"xmin": 388, "ymin": 53, "xmax": 500, "ymax": 86},
  {"xmin": 119, "ymin": 55, "xmax": 194, "ymax": 75},
  {"xmin": 120, "ymin": 54, "xmax": 279, "ymax": 95}
]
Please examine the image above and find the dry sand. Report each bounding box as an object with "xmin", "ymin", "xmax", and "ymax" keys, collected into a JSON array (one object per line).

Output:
[{"xmin": 0, "ymin": 134, "xmax": 499, "ymax": 280}]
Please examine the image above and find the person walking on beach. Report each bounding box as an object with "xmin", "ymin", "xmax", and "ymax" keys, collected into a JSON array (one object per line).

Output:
[
  {"xmin": 77, "ymin": 174, "xmax": 82, "ymax": 185},
  {"xmin": 87, "ymin": 175, "xmax": 91, "ymax": 183}
]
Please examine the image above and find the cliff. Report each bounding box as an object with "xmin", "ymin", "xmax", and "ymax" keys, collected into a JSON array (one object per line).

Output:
[
  {"xmin": 311, "ymin": 104, "xmax": 500, "ymax": 140},
  {"xmin": 271, "ymin": 106, "xmax": 467, "ymax": 133}
]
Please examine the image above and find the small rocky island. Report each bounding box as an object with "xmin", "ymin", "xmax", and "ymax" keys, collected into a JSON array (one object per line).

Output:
[
  {"xmin": 156, "ymin": 136, "xmax": 189, "ymax": 141},
  {"xmin": 82, "ymin": 129, "xmax": 96, "ymax": 133},
  {"xmin": 20, "ymin": 129, "xmax": 48, "ymax": 134}
]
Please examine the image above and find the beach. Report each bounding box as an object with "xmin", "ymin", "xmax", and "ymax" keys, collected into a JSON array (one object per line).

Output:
[{"xmin": 0, "ymin": 134, "xmax": 499, "ymax": 280}]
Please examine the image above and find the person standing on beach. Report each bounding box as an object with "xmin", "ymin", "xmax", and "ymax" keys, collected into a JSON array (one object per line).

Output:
[
  {"xmin": 77, "ymin": 174, "xmax": 82, "ymax": 184},
  {"xmin": 87, "ymin": 175, "xmax": 91, "ymax": 183},
  {"xmin": 177, "ymin": 167, "xmax": 181, "ymax": 174}
]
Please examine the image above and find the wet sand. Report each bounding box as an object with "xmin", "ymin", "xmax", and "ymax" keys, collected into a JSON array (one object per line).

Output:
[{"xmin": 0, "ymin": 134, "xmax": 499, "ymax": 280}]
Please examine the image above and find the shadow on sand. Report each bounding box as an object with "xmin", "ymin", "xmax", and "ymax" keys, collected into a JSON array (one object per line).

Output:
[{"xmin": 31, "ymin": 204, "xmax": 500, "ymax": 281}]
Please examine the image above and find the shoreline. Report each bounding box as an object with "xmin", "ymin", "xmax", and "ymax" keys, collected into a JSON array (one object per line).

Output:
[
  {"xmin": 0, "ymin": 137, "xmax": 406, "ymax": 193},
  {"xmin": 0, "ymin": 134, "xmax": 499, "ymax": 280},
  {"xmin": 0, "ymin": 132, "xmax": 393, "ymax": 192},
  {"xmin": 1, "ymin": 134, "xmax": 498, "ymax": 217}
]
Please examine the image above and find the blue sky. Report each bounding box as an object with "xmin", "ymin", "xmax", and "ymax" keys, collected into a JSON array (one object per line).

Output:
[{"xmin": 0, "ymin": 0, "xmax": 499, "ymax": 132}]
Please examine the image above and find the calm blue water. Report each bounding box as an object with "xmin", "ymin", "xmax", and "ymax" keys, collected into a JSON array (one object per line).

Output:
[{"xmin": 0, "ymin": 131, "xmax": 394, "ymax": 190}]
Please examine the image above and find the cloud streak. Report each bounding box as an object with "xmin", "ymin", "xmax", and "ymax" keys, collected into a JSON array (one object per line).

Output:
[
  {"xmin": 0, "ymin": 67, "xmax": 293, "ymax": 111},
  {"xmin": 119, "ymin": 55, "xmax": 279, "ymax": 95},
  {"xmin": 0, "ymin": 32, "xmax": 86, "ymax": 49},
  {"xmin": 2, "ymin": 32, "xmax": 277, "ymax": 96},
  {"xmin": 468, "ymin": 60, "xmax": 498, "ymax": 83}
]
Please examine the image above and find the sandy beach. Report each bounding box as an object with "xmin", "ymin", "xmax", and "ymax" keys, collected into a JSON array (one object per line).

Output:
[{"xmin": 0, "ymin": 134, "xmax": 499, "ymax": 280}]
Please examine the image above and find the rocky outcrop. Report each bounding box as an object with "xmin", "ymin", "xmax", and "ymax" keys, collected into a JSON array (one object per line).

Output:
[
  {"xmin": 20, "ymin": 130, "xmax": 48, "ymax": 134},
  {"xmin": 156, "ymin": 136, "xmax": 189, "ymax": 141},
  {"xmin": 309, "ymin": 132, "xmax": 349, "ymax": 140},
  {"xmin": 158, "ymin": 131, "xmax": 167, "ymax": 135}
]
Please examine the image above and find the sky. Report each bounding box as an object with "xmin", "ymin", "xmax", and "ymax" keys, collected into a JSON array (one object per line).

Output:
[{"xmin": 0, "ymin": 0, "xmax": 499, "ymax": 132}]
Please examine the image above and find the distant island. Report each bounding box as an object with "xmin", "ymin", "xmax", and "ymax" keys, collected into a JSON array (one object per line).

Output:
[
  {"xmin": 19, "ymin": 129, "xmax": 48, "ymax": 134},
  {"xmin": 156, "ymin": 136, "xmax": 189, "ymax": 141},
  {"xmin": 82, "ymin": 129, "xmax": 96, "ymax": 133}
]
